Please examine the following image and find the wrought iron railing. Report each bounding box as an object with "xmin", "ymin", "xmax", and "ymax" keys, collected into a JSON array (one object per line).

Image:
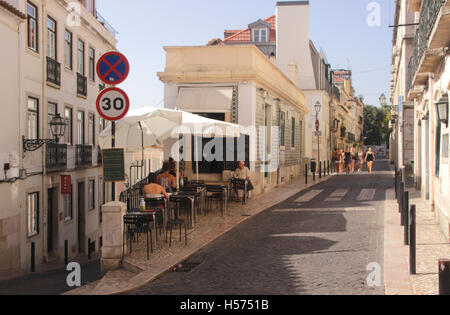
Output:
[
  {"xmin": 96, "ymin": 11, "xmax": 118, "ymax": 38},
  {"xmin": 333, "ymin": 85, "xmax": 341, "ymax": 100},
  {"xmin": 347, "ymin": 132, "xmax": 356, "ymax": 143},
  {"xmin": 77, "ymin": 73, "xmax": 87, "ymax": 96},
  {"xmin": 407, "ymin": 0, "xmax": 446, "ymax": 92},
  {"xmin": 46, "ymin": 57, "xmax": 61, "ymax": 86},
  {"xmin": 119, "ymin": 176, "xmax": 150, "ymax": 211},
  {"xmin": 46, "ymin": 143, "xmax": 67, "ymax": 170},
  {"xmin": 75, "ymin": 145, "xmax": 92, "ymax": 167}
]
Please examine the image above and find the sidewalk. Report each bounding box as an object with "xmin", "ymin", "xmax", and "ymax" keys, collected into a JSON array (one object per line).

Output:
[
  {"xmin": 384, "ymin": 187, "xmax": 450, "ymax": 295},
  {"xmin": 65, "ymin": 173, "xmax": 332, "ymax": 295}
]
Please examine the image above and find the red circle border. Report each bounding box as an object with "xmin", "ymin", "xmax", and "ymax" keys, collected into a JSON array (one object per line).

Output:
[
  {"xmin": 96, "ymin": 87, "xmax": 130, "ymax": 122},
  {"xmin": 96, "ymin": 51, "xmax": 130, "ymax": 85}
]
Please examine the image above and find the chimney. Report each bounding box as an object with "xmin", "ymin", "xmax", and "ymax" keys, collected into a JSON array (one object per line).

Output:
[{"xmin": 276, "ymin": 1, "xmax": 315, "ymax": 90}]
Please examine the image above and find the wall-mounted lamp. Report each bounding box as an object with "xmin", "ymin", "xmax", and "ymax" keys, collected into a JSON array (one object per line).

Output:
[{"xmin": 436, "ymin": 93, "xmax": 448, "ymax": 127}]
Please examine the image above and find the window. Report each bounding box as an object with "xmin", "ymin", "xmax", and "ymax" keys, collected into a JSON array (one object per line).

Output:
[
  {"xmin": 47, "ymin": 16, "xmax": 56, "ymax": 60},
  {"xmin": 64, "ymin": 187, "xmax": 73, "ymax": 221},
  {"xmin": 77, "ymin": 40, "xmax": 85, "ymax": 75},
  {"xmin": 291, "ymin": 117, "xmax": 296, "ymax": 148},
  {"xmin": 64, "ymin": 30, "xmax": 72, "ymax": 69},
  {"xmin": 27, "ymin": 97, "xmax": 39, "ymax": 139},
  {"xmin": 27, "ymin": 193, "xmax": 39, "ymax": 237},
  {"xmin": 88, "ymin": 0, "xmax": 96, "ymax": 16},
  {"xmin": 99, "ymin": 178, "xmax": 105, "ymax": 223},
  {"xmin": 253, "ymin": 28, "xmax": 268, "ymax": 43},
  {"xmin": 99, "ymin": 118, "xmax": 106, "ymax": 132},
  {"xmin": 65, "ymin": 107, "xmax": 73, "ymax": 145},
  {"xmin": 77, "ymin": 111, "xmax": 85, "ymax": 145},
  {"xmin": 48, "ymin": 102, "xmax": 57, "ymax": 138},
  {"xmin": 27, "ymin": 2, "xmax": 38, "ymax": 51},
  {"xmin": 88, "ymin": 47, "xmax": 95, "ymax": 81},
  {"xmin": 280, "ymin": 111, "xmax": 286, "ymax": 147},
  {"xmin": 88, "ymin": 114, "xmax": 95, "ymax": 145},
  {"xmin": 88, "ymin": 180, "xmax": 95, "ymax": 210}
]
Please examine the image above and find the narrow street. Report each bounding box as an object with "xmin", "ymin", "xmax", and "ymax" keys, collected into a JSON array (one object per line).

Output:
[{"xmin": 130, "ymin": 160, "xmax": 390, "ymax": 295}]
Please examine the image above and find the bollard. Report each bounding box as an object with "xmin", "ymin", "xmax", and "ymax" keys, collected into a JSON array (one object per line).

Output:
[
  {"xmin": 439, "ymin": 259, "xmax": 450, "ymax": 295},
  {"xmin": 31, "ymin": 242, "xmax": 35, "ymax": 273},
  {"xmin": 328, "ymin": 161, "xmax": 330, "ymax": 176},
  {"xmin": 65, "ymin": 240, "xmax": 68, "ymax": 266},
  {"xmin": 404, "ymin": 192, "xmax": 410, "ymax": 245},
  {"xmin": 395, "ymin": 170, "xmax": 398, "ymax": 199},
  {"xmin": 305, "ymin": 164, "xmax": 308, "ymax": 185},
  {"xmin": 88, "ymin": 238, "xmax": 91, "ymax": 260},
  {"xmin": 399, "ymin": 182, "xmax": 404, "ymax": 214},
  {"xmin": 323, "ymin": 161, "xmax": 326, "ymax": 178},
  {"xmin": 410, "ymin": 205, "xmax": 416, "ymax": 275},
  {"xmin": 401, "ymin": 190, "xmax": 409, "ymax": 227},
  {"xmin": 319, "ymin": 162, "xmax": 322, "ymax": 179}
]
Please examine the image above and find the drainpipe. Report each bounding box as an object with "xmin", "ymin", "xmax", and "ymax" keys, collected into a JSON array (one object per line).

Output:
[
  {"xmin": 41, "ymin": 0, "xmax": 48, "ymax": 259},
  {"xmin": 428, "ymin": 72, "xmax": 435, "ymax": 209}
]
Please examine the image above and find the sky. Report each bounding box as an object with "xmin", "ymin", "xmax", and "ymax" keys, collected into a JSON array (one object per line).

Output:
[{"xmin": 97, "ymin": 0, "xmax": 395, "ymax": 110}]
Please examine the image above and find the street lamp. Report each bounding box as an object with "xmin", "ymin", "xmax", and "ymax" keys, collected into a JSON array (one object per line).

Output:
[
  {"xmin": 379, "ymin": 94, "xmax": 387, "ymax": 108},
  {"xmin": 436, "ymin": 93, "xmax": 449, "ymax": 127},
  {"xmin": 315, "ymin": 102, "xmax": 322, "ymax": 172},
  {"xmin": 23, "ymin": 114, "xmax": 67, "ymax": 152}
]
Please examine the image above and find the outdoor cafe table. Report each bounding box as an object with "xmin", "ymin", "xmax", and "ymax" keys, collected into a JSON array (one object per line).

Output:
[
  {"xmin": 205, "ymin": 183, "xmax": 229, "ymax": 216},
  {"xmin": 169, "ymin": 193, "xmax": 196, "ymax": 229}
]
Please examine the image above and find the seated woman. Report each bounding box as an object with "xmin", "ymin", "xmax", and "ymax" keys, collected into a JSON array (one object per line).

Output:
[
  {"xmin": 157, "ymin": 161, "xmax": 177, "ymax": 193},
  {"xmin": 143, "ymin": 173, "xmax": 170, "ymax": 200}
]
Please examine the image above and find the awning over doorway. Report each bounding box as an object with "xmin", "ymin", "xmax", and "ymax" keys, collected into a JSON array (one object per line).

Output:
[{"xmin": 176, "ymin": 87, "xmax": 234, "ymax": 112}]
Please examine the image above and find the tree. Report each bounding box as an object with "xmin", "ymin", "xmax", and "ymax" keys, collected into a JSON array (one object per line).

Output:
[{"xmin": 363, "ymin": 105, "xmax": 391, "ymax": 146}]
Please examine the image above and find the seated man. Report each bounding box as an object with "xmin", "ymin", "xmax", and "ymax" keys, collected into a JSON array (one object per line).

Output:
[
  {"xmin": 234, "ymin": 161, "xmax": 254, "ymax": 201},
  {"xmin": 157, "ymin": 161, "xmax": 177, "ymax": 193}
]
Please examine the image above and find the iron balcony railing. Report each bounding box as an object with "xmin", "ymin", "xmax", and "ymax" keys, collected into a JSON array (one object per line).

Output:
[
  {"xmin": 46, "ymin": 143, "xmax": 67, "ymax": 170},
  {"xmin": 77, "ymin": 72, "xmax": 87, "ymax": 97},
  {"xmin": 407, "ymin": 0, "xmax": 446, "ymax": 92},
  {"xmin": 96, "ymin": 10, "xmax": 118, "ymax": 38},
  {"xmin": 46, "ymin": 57, "xmax": 61, "ymax": 86},
  {"xmin": 347, "ymin": 132, "xmax": 356, "ymax": 143},
  {"xmin": 75, "ymin": 144, "xmax": 92, "ymax": 168},
  {"xmin": 333, "ymin": 85, "xmax": 341, "ymax": 100}
]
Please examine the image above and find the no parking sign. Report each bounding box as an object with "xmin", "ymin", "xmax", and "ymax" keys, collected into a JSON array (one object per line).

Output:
[{"xmin": 97, "ymin": 51, "xmax": 129, "ymax": 85}]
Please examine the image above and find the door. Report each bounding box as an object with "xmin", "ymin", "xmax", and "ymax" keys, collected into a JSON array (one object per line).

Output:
[
  {"xmin": 78, "ymin": 182, "xmax": 86, "ymax": 254},
  {"xmin": 47, "ymin": 188, "xmax": 54, "ymax": 253},
  {"xmin": 264, "ymin": 105, "xmax": 272, "ymax": 183}
]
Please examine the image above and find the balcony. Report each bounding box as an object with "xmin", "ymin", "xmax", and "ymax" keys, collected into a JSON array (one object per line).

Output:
[
  {"xmin": 332, "ymin": 85, "xmax": 341, "ymax": 100},
  {"xmin": 407, "ymin": 0, "xmax": 448, "ymax": 99},
  {"xmin": 77, "ymin": 73, "xmax": 87, "ymax": 97},
  {"xmin": 96, "ymin": 11, "xmax": 118, "ymax": 38},
  {"xmin": 46, "ymin": 143, "xmax": 67, "ymax": 171},
  {"xmin": 46, "ymin": 57, "xmax": 61, "ymax": 87},
  {"xmin": 347, "ymin": 132, "xmax": 356, "ymax": 143},
  {"xmin": 76, "ymin": 145, "xmax": 92, "ymax": 168}
]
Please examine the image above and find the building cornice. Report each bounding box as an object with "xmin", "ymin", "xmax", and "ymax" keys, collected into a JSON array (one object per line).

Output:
[{"xmin": 158, "ymin": 45, "xmax": 309, "ymax": 115}]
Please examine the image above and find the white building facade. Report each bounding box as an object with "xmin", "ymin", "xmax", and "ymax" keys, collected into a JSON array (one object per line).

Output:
[{"xmin": 0, "ymin": 0, "xmax": 117, "ymax": 273}]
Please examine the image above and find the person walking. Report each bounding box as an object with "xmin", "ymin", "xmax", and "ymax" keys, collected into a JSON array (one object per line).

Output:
[
  {"xmin": 357, "ymin": 148, "xmax": 365, "ymax": 172},
  {"xmin": 344, "ymin": 147, "xmax": 352, "ymax": 175},
  {"xmin": 331, "ymin": 149, "xmax": 338, "ymax": 173},
  {"xmin": 365, "ymin": 147, "xmax": 376, "ymax": 174}
]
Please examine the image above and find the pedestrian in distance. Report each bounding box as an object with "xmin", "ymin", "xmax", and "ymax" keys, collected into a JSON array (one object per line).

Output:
[
  {"xmin": 365, "ymin": 147, "xmax": 376, "ymax": 174},
  {"xmin": 357, "ymin": 148, "xmax": 365, "ymax": 172},
  {"xmin": 344, "ymin": 147, "xmax": 352, "ymax": 175},
  {"xmin": 331, "ymin": 148, "xmax": 338, "ymax": 173}
]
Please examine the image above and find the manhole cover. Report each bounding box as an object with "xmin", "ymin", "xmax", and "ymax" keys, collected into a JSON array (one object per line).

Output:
[{"xmin": 172, "ymin": 262, "xmax": 201, "ymax": 273}]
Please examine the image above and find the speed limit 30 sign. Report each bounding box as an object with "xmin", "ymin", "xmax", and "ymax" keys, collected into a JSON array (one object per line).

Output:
[{"xmin": 96, "ymin": 87, "xmax": 130, "ymax": 121}]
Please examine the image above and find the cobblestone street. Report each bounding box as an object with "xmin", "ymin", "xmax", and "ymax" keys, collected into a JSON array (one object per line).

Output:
[{"xmin": 129, "ymin": 161, "xmax": 390, "ymax": 295}]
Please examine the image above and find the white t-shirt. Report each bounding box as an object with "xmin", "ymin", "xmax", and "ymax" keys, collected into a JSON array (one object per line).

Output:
[{"xmin": 234, "ymin": 167, "xmax": 251, "ymax": 180}]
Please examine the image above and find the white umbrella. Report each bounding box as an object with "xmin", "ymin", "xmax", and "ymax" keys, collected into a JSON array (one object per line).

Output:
[{"xmin": 99, "ymin": 107, "xmax": 243, "ymax": 187}]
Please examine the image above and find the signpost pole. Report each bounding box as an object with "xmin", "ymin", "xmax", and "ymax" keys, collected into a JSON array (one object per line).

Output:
[{"xmin": 111, "ymin": 121, "xmax": 116, "ymax": 201}]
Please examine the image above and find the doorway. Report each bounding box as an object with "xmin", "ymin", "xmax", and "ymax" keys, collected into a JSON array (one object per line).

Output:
[
  {"xmin": 78, "ymin": 182, "xmax": 86, "ymax": 254},
  {"xmin": 47, "ymin": 188, "xmax": 58, "ymax": 254}
]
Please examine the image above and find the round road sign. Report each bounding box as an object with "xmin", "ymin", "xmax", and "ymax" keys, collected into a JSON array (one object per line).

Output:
[
  {"xmin": 97, "ymin": 51, "xmax": 130, "ymax": 85},
  {"xmin": 96, "ymin": 87, "xmax": 130, "ymax": 122}
]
